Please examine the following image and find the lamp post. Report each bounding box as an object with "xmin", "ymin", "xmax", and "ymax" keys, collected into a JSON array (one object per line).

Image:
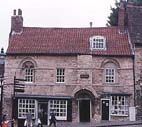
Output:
[
  {"xmin": 0, "ymin": 48, "xmax": 5, "ymax": 117},
  {"xmin": 0, "ymin": 78, "xmax": 3, "ymax": 116}
]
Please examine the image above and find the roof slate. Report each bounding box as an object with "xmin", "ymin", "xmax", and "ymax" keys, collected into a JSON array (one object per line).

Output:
[{"xmin": 7, "ymin": 27, "xmax": 132, "ymax": 56}]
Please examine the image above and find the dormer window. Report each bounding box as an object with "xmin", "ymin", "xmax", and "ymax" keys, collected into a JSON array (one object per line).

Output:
[{"xmin": 90, "ymin": 36, "xmax": 106, "ymax": 50}]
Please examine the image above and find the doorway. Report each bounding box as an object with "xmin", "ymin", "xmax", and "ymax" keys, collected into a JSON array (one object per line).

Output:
[
  {"xmin": 38, "ymin": 103, "xmax": 48, "ymax": 125},
  {"xmin": 79, "ymin": 99, "xmax": 90, "ymax": 122},
  {"xmin": 101, "ymin": 99, "xmax": 110, "ymax": 120}
]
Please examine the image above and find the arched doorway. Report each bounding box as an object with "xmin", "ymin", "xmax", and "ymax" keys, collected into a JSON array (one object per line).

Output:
[{"xmin": 74, "ymin": 89, "xmax": 95, "ymax": 122}]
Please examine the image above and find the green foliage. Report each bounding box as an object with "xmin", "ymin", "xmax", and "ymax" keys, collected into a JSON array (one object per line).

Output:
[
  {"xmin": 106, "ymin": 0, "xmax": 120, "ymax": 26},
  {"xmin": 129, "ymin": 0, "xmax": 142, "ymax": 5}
]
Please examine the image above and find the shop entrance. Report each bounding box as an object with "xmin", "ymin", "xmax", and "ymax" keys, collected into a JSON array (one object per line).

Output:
[
  {"xmin": 79, "ymin": 99, "xmax": 90, "ymax": 122},
  {"xmin": 101, "ymin": 99, "xmax": 110, "ymax": 120},
  {"xmin": 74, "ymin": 89, "xmax": 96, "ymax": 122},
  {"xmin": 38, "ymin": 103, "xmax": 48, "ymax": 125}
]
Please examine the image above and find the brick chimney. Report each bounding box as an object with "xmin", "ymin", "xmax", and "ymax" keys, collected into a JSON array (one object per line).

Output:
[
  {"xmin": 11, "ymin": 9, "xmax": 23, "ymax": 34},
  {"xmin": 118, "ymin": 0, "xmax": 126, "ymax": 33},
  {"xmin": 127, "ymin": 1, "xmax": 142, "ymax": 45}
]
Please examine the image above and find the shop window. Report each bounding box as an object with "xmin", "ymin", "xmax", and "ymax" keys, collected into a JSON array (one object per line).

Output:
[
  {"xmin": 18, "ymin": 99, "xmax": 36, "ymax": 119},
  {"xmin": 111, "ymin": 95, "xmax": 129, "ymax": 116},
  {"xmin": 49, "ymin": 100, "xmax": 67, "ymax": 120}
]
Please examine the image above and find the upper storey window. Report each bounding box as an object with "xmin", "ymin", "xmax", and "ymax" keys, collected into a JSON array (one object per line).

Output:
[
  {"xmin": 105, "ymin": 68, "xmax": 115, "ymax": 83},
  {"xmin": 22, "ymin": 61, "xmax": 35, "ymax": 83},
  {"xmin": 101, "ymin": 59, "xmax": 120, "ymax": 85},
  {"xmin": 56, "ymin": 68, "xmax": 65, "ymax": 83},
  {"xmin": 90, "ymin": 36, "xmax": 106, "ymax": 50}
]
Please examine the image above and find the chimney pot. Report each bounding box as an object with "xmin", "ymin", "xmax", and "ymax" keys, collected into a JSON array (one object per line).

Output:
[
  {"xmin": 18, "ymin": 9, "xmax": 22, "ymax": 15},
  {"xmin": 13, "ymin": 9, "xmax": 16, "ymax": 15},
  {"xmin": 90, "ymin": 22, "xmax": 93, "ymax": 28},
  {"xmin": 1, "ymin": 48, "xmax": 4, "ymax": 54}
]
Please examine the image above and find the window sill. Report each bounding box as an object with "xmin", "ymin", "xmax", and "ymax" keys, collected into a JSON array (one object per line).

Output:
[
  {"xmin": 25, "ymin": 82, "xmax": 34, "ymax": 84},
  {"xmin": 56, "ymin": 117, "xmax": 67, "ymax": 121},
  {"xmin": 111, "ymin": 114, "xmax": 128, "ymax": 117},
  {"xmin": 56, "ymin": 82, "xmax": 65, "ymax": 84},
  {"xmin": 102, "ymin": 83, "xmax": 120, "ymax": 86}
]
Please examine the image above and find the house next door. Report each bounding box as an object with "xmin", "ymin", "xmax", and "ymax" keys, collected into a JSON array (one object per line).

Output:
[
  {"xmin": 101, "ymin": 99, "xmax": 109, "ymax": 120},
  {"xmin": 79, "ymin": 99, "xmax": 90, "ymax": 122}
]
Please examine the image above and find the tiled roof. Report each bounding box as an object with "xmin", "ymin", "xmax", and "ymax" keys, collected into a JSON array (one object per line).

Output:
[{"xmin": 7, "ymin": 27, "xmax": 132, "ymax": 56}]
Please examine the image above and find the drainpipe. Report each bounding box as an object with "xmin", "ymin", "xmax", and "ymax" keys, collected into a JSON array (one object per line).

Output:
[
  {"xmin": 127, "ymin": 30, "xmax": 135, "ymax": 107},
  {"xmin": 132, "ymin": 54, "xmax": 136, "ymax": 106}
]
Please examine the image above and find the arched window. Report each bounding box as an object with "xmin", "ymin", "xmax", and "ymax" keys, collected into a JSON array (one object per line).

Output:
[
  {"xmin": 22, "ymin": 61, "xmax": 34, "ymax": 83},
  {"xmin": 102, "ymin": 59, "xmax": 120, "ymax": 84}
]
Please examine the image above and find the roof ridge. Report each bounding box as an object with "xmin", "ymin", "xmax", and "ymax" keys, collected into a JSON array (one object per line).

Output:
[{"xmin": 23, "ymin": 26, "xmax": 118, "ymax": 29}]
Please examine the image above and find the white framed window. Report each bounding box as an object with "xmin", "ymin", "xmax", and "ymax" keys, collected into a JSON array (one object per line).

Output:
[
  {"xmin": 111, "ymin": 96, "xmax": 129, "ymax": 116},
  {"xmin": 22, "ymin": 61, "xmax": 35, "ymax": 83},
  {"xmin": 56, "ymin": 68, "xmax": 65, "ymax": 83},
  {"xmin": 90, "ymin": 36, "xmax": 106, "ymax": 50},
  {"xmin": 105, "ymin": 68, "xmax": 115, "ymax": 83},
  {"xmin": 25, "ymin": 68, "xmax": 34, "ymax": 82},
  {"xmin": 18, "ymin": 99, "xmax": 36, "ymax": 119},
  {"xmin": 49, "ymin": 100, "xmax": 67, "ymax": 120}
]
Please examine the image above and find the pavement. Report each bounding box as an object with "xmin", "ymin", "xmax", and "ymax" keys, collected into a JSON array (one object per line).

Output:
[{"xmin": 56, "ymin": 121, "xmax": 142, "ymax": 127}]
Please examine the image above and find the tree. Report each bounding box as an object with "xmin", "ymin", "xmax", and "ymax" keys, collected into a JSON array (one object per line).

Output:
[
  {"xmin": 106, "ymin": 0, "xmax": 120, "ymax": 26},
  {"xmin": 129, "ymin": 0, "xmax": 142, "ymax": 5}
]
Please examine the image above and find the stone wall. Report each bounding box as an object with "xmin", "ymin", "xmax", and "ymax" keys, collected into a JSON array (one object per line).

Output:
[{"xmin": 4, "ymin": 54, "xmax": 134, "ymax": 122}]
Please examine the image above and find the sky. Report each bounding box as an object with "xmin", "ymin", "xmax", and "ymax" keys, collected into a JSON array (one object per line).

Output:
[{"xmin": 0, "ymin": 0, "xmax": 115, "ymax": 51}]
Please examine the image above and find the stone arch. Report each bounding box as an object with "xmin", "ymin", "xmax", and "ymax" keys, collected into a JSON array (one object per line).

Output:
[
  {"xmin": 72, "ymin": 87, "xmax": 98, "ymax": 122},
  {"xmin": 18, "ymin": 57, "xmax": 37, "ymax": 69},
  {"xmin": 72, "ymin": 86, "xmax": 98, "ymax": 98},
  {"xmin": 74, "ymin": 89, "xmax": 95, "ymax": 100},
  {"xmin": 100, "ymin": 58, "xmax": 120, "ymax": 68}
]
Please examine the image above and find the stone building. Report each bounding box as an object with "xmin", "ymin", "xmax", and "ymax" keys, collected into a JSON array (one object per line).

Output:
[
  {"xmin": 3, "ymin": 2, "xmax": 136, "ymax": 127},
  {"xmin": 126, "ymin": 0, "xmax": 142, "ymax": 120}
]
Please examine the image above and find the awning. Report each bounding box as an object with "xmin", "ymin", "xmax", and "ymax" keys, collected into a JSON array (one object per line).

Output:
[
  {"xmin": 15, "ymin": 94, "xmax": 73, "ymax": 100},
  {"xmin": 97, "ymin": 91, "xmax": 132, "ymax": 96}
]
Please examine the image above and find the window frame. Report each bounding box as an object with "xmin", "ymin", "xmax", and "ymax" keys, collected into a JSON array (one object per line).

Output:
[
  {"xmin": 24, "ymin": 67, "xmax": 34, "ymax": 83},
  {"xmin": 105, "ymin": 68, "xmax": 115, "ymax": 83},
  {"xmin": 90, "ymin": 36, "xmax": 106, "ymax": 50},
  {"xmin": 49, "ymin": 100, "xmax": 67, "ymax": 120},
  {"xmin": 110, "ymin": 95, "xmax": 129, "ymax": 116},
  {"xmin": 22, "ymin": 61, "xmax": 35, "ymax": 83},
  {"xmin": 56, "ymin": 68, "xmax": 65, "ymax": 83},
  {"xmin": 18, "ymin": 99, "xmax": 36, "ymax": 119}
]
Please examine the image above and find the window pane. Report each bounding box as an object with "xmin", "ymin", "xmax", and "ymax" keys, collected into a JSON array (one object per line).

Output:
[
  {"xmin": 49, "ymin": 100, "xmax": 67, "ymax": 120},
  {"xmin": 56, "ymin": 68, "xmax": 65, "ymax": 83},
  {"xmin": 25, "ymin": 68, "xmax": 34, "ymax": 82},
  {"xmin": 18, "ymin": 99, "xmax": 36, "ymax": 119},
  {"xmin": 105, "ymin": 68, "xmax": 115, "ymax": 83},
  {"xmin": 91, "ymin": 36, "xmax": 105, "ymax": 49},
  {"xmin": 111, "ymin": 96, "xmax": 128, "ymax": 116}
]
